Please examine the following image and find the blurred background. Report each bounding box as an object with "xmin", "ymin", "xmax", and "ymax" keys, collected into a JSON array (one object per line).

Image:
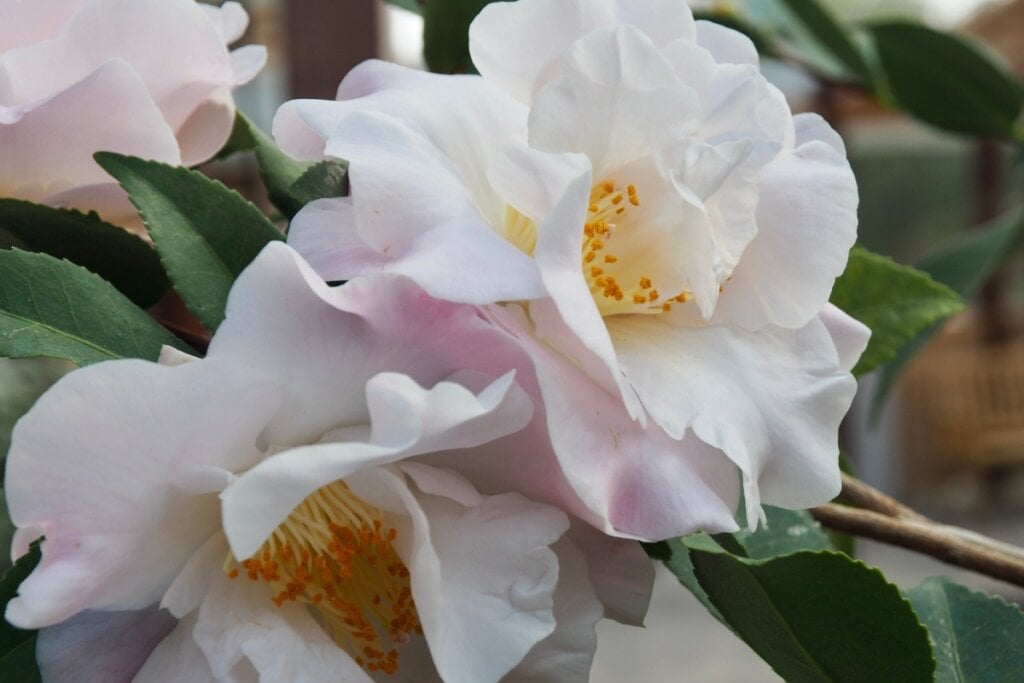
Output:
[{"xmin": 2, "ymin": 0, "xmax": 1022, "ymax": 680}]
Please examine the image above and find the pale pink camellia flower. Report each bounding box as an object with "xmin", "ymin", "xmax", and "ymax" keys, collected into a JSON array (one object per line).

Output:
[
  {"xmin": 5, "ymin": 242, "xmax": 652, "ymax": 682},
  {"xmin": 0, "ymin": 0, "xmax": 265, "ymax": 227},
  {"xmin": 274, "ymin": 0, "xmax": 871, "ymax": 538}
]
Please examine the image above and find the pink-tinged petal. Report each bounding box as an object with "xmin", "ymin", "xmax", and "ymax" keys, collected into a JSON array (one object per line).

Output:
[
  {"xmin": 161, "ymin": 532, "xmax": 229, "ymax": 619},
  {"xmin": 2, "ymin": 0, "xmax": 233, "ymax": 130},
  {"xmin": 287, "ymin": 197, "xmax": 391, "ymax": 282},
  {"xmin": 228, "ymin": 44, "xmax": 267, "ymax": 86},
  {"xmin": 352, "ymin": 466, "xmax": 568, "ymax": 683},
  {"xmin": 136, "ymin": 613, "xmax": 254, "ymax": 683},
  {"xmin": 37, "ymin": 605, "xmax": 176, "ymax": 683},
  {"xmin": 565, "ymin": 521, "xmax": 654, "ymax": 625},
  {"xmin": 470, "ymin": 0, "xmax": 696, "ymax": 102},
  {"xmin": 4, "ymin": 358, "xmax": 278, "ymax": 628},
  {"xmin": 193, "ymin": 572, "xmax": 369, "ymax": 682},
  {"xmin": 0, "ymin": 59, "xmax": 180, "ymax": 208},
  {"xmin": 0, "ymin": 0, "xmax": 88, "ymax": 53},
  {"xmin": 175, "ymin": 87, "xmax": 235, "ymax": 167},
  {"xmin": 610, "ymin": 313, "xmax": 854, "ymax": 526},
  {"xmin": 158, "ymin": 345, "xmax": 200, "ymax": 367},
  {"xmin": 818, "ymin": 303, "xmax": 871, "ymax": 373},
  {"xmin": 222, "ymin": 370, "xmax": 531, "ymax": 560},
  {"xmin": 711, "ymin": 113, "xmax": 858, "ymax": 330},
  {"xmin": 201, "ymin": 1, "xmax": 250, "ymax": 45},
  {"xmin": 509, "ymin": 538, "xmax": 602, "ymax": 682},
  {"xmin": 209, "ymin": 243, "xmax": 535, "ymax": 446},
  {"xmin": 529, "ymin": 26, "xmax": 699, "ymax": 174},
  {"xmin": 494, "ymin": 308, "xmax": 740, "ymax": 540},
  {"xmin": 695, "ymin": 20, "xmax": 758, "ymax": 66}
]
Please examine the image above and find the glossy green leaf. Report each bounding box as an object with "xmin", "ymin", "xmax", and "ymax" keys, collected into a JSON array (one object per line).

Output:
[
  {"xmin": 645, "ymin": 535, "xmax": 730, "ymax": 628},
  {"xmin": 0, "ymin": 250, "xmax": 189, "ymax": 365},
  {"xmin": 0, "ymin": 541, "xmax": 39, "ymax": 662},
  {"xmin": 95, "ymin": 153, "xmax": 283, "ymax": 332},
  {"xmin": 776, "ymin": 0, "xmax": 875, "ymax": 85},
  {"xmin": 0, "ymin": 200, "xmax": 169, "ymax": 308},
  {"xmin": 423, "ymin": 0, "xmax": 495, "ymax": 74},
  {"xmin": 729, "ymin": 507, "xmax": 834, "ymax": 559},
  {"xmin": 830, "ymin": 247, "xmax": 963, "ymax": 376},
  {"xmin": 907, "ymin": 577, "xmax": 1024, "ymax": 682},
  {"xmin": 871, "ymin": 205, "xmax": 1024, "ymax": 416},
  {"xmin": 288, "ymin": 160, "xmax": 349, "ymax": 206},
  {"xmin": 688, "ymin": 545, "xmax": 935, "ymax": 682},
  {"xmin": 867, "ymin": 21, "xmax": 1023, "ymax": 138}
]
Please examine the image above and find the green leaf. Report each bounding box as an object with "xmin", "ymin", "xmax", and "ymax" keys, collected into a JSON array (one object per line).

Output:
[
  {"xmin": 288, "ymin": 160, "xmax": 349, "ymax": 207},
  {"xmin": 871, "ymin": 205, "xmax": 1024, "ymax": 416},
  {"xmin": 383, "ymin": 0, "xmax": 424, "ymax": 14},
  {"xmin": 0, "ymin": 200, "xmax": 169, "ymax": 308},
  {"xmin": 423, "ymin": 0, "xmax": 495, "ymax": 74},
  {"xmin": 689, "ymin": 546, "xmax": 935, "ymax": 682},
  {"xmin": 776, "ymin": 0, "xmax": 875, "ymax": 85},
  {"xmin": 907, "ymin": 577, "xmax": 1024, "ymax": 682},
  {"xmin": 729, "ymin": 506, "xmax": 834, "ymax": 559},
  {"xmin": 0, "ymin": 541, "xmax": 39, "ymax": 660},
  {"xmin": 867, "ymin": 21, "xmax": 1023, "ymax": 138},
  {"xmin": 645, "ymin": 536, "xmax": 730, "ymax": 628},
  {"xmin": 95, "ymin": 153, "xmax": 283, "ymax": 332},
  {"xmin": 830, "ymin": 247, "xmax": 964, "ymax": 376},
  {"xmin": 0, "ymin": 250, "xmax": 189, "ymax": 365},
  {"xmin": 693, "ymin": 11, "xmax": 778, "ymax": 57},
  {"xmin": 0, "ymin": 635, "xmax": 39, "ymax": 683}
]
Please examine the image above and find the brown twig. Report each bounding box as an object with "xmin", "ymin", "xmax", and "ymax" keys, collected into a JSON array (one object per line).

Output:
[
  {"xmin": 836, "ymin": 472, "xmax": 927, "ymax": 521},
  {"xmin": 811, "ymin": 503, "xmax": 1024, "ymax": 589}
]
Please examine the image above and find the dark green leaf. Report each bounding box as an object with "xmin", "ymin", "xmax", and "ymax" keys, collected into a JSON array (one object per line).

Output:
[
  {"xmin": 907, "ymin": 577, "xmax": 1024, "ymax": 682},
  {"xmin": 647, "ymin": 535, "xmax": 731, "ymax": 628},
  {"xmin": 237, "ymin": 113, "xmax": 315, "ymax": 218},
  {"xmin": 423, "ymin": 0, "xmax": 495, "ymax": 74},
  {"xmin": 0, "ymin": 634, "xmax": 39, "ymax": 683},
  {"xmin": 384, "ymin": 0, "xmax": 424, "ymax": 14},
  {"xmin": 0, "ymin": 541, "xmax": 39, "ymax": 658},
  {"xmin": 95, "ymin": 153, "xmax": 283, "ymax": 332},
  {"xmin": 288, "ymin": 160, "xmax": 349, "ymax": 206},
  {"xmin": 830, "ymin": 247, "xmax": 963, "ymax": 376},
  {"xmin": 867, "ymin": 21, "xmax": 1023, "ymax": 137},
  {"xmin": 212, "ymin": 110, "xmax": 259, "ymax": 161},
  {"xmin": 689, "ymin": 546, "xmax": 935, "ymax": 682},
  {"xmin": 730, "ymin": 506, "xmax": 834, "ymax": 559},
  {"xmin": 871, "ymin": 205, "xmax": 1024, "ymax": 416},
  {"xmin": 0, "ymin": 250, "xmax": 189, "ymax": 365},
  {"xmin": 0, "ymin": 200, "xmax": 169, "ymax": 308},
  {"xmin": 776, "ymin": 0, "xmax": 875, "ymax": 85}
]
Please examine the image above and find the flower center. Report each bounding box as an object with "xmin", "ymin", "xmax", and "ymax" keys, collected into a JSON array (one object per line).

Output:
[
  {"xmin": 583, "ymin": 180, "xmax": 690, "ymax": 317},
  {"xmin": 224, "ymin": 481, "xmax": 421, "ymax": 676}
]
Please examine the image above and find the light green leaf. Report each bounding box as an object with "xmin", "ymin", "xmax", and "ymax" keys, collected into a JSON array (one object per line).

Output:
[
  {"xmin": 0, "ymin": 250, "xmax": 189, "ymax": 365},
  {"xmin": 423, "ymin": 0, "xmax": 495, "ymax": 74},
  {"xmin": 830, "ymin": 247, "xmax": 964, "ymax": 376},
  {"xmin": 776, "ymin": 0, "xmax": 875, "ymax": 85},
  {"xmin": 0, "ymin": 199, "xmax": 169, "ymax": 308},
  {"xmin": 688, "ymin": 546, "xmax": 935, "ymax": 682},
  {"xmin": 95, "ymin": 153, "xmax": 283, "ymax": 332},
  {"xmin": 867, "ymin": 21, "xmax": 1023, "ymax": 138},
  {"xmin": 907, "ymin": 577, "xmax": 1024, "ymax": 682}
]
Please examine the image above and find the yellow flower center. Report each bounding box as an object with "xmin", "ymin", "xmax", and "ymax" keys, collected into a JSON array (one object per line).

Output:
[{"xmin": 224, "ymin": 481, "xmax": 421, "ymax": 676}]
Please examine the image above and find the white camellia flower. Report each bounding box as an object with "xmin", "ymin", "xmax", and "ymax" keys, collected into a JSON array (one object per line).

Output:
[
  {"xmin": 275, "ymin": 0, "xmax": 870, "ymax": 537},
  {"xmin": 0, "ymin": 0, "xmax": 264, "ymax": 227},
  {"xmin": 5, "ymin": 243, "xmax": 651, "ymax": 682}
]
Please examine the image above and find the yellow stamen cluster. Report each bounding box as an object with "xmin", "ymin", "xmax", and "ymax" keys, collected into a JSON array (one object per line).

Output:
[
  {"xmin": 583, "ymin": 180, "xmax": 691, "ymax": 315},
  {"xmin": 225, "ymin": 482, "xmax": 421, "ymax": 676}
]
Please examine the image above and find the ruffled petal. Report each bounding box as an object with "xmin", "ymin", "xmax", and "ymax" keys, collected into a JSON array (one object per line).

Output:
[
  {"xmin": 609, "ymin": 313, "xmax": 855, "ymax": 526},
  {"xmin": 710, "ymin": 113, "xmax": 858, "ymax": 330},
  {"xmin": 565, "ymin": 521, "xmax": 654, "ymax": 625},
  {"xmin": 695, "ymin": 19, "xmax": 758, "ymax": 66},
  {"xmin": 201, "ymin": 1, "xmax": 250, "ymax": 45},
  {"xmin": 470, "ymin": 0, "xmax": 696, "ymax": 102},
  {"xmin": 37, "ymin": 605, "xmax": 175, "ymax": 683},
  {"xmin": 819, "ymin": 303, "xmax": 871, "ymax": 373},
  {"xmin": 4, "ymin": 358, "xmax": 278, "ymax": 628},
  {"xmin": 0, "ymin": 0, "xmax": 88, "ymax": 53}
]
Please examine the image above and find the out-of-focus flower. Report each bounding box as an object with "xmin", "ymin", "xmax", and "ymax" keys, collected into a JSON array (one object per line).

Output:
[
  {"xmin": 5, "ymin": 243, "xmax": 645, "ymax": 682},
  {"xmin": 275, "ymin": 0, "xmax": 870, "ymax": 538},
  {"xmin": 0, "ymin": 0, "xmax": 264, "ymax": 226}
]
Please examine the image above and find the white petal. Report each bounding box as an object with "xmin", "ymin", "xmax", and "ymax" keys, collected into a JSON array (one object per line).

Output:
[
  {"xmin": 695, "ymin": 19, "xmax": 758, "ymax": 66},
  {"xmin": 175, "ymin": 86, "xmax": 235, "ymax": 167},
  {"xmin": 202, "ymin": 1, "xmax": 251, "ymax": 45},
  {"xmin": 287, "ymin": 197, "xmax": 391, "ymax": 282},
  {"xmin": 4, "ymin": 358, "xmax": 277, "ymax": 628},
  {"xmin": 0, "ymin": 0, "xmax": 88, "ymax": 53},
  {"xmin": 135, "ymin": 613, "xmax": 248, "ymax": 683},
  {"xmin": 228, "ymin": 45, "xmax": 266, "ymax": 86},
  {"xmin": 37, "ymin": 605, "xmax": 175, "ymax": 683},
  {"xmin": 565, "ymin": 521, "xmax": 654, "ymax": 625},
  {"xmin": 818, "ymin": 303, "xmax": 871, "ymax": 373},
  {"xmin": 470, "ymin": 0, "xmax": 696, "ymax": 102},
  {"xmin": 610, "ymin": 314, "xmax": 854, "ymax": 526},
  {"xmin": 161, "ymin": 532, "xmax": 229, "ymax": 619},
  {"xmin": 711, "ymin": 113, "xmax": 858, "ymax": 330}
]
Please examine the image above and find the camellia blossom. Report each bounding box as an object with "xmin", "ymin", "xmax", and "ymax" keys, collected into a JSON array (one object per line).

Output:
[
  {"xmin": 0, "ymin": 0, "xmax": 264, "ymax": 227},
  {"xmin": 275, "ymin": 0, "xmax": 870, "ymax": 537},
  {"xmin": 5, "ymin": 243, "xmax": 650, "ymax": 682}
]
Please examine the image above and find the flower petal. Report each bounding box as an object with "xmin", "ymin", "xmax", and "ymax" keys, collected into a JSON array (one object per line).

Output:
[
  {"xmin": 175, "ymin": 86, "xmax": 235, "ymax": 167},
  {"xmin": 4, "ymin": 358, "xmax": 277, "ymax": 628},
  {"xmin": 565, "ymin": 521, "xmax": 654, "ymax": 625},
  {"xmin": 695, "ymin": 19, "xmax": 758, "ymax": 66},
  {"xmin": 470, "ymin": 0, "xmax": 696, "ymax": 102},
  {"xmin": 37, "ymin": 605, "xmax": 176, "ymax": 683},
  {"xmin": 818, "ymin": 303, "xmax": 871, "ymax": 372},
  {"xmin": 609, "ymin": 313, "xmax": 855, "ymax": 526},
  {"xmin": 710, "ymin": 113, "xmax": 858, "ymax": 330}
]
